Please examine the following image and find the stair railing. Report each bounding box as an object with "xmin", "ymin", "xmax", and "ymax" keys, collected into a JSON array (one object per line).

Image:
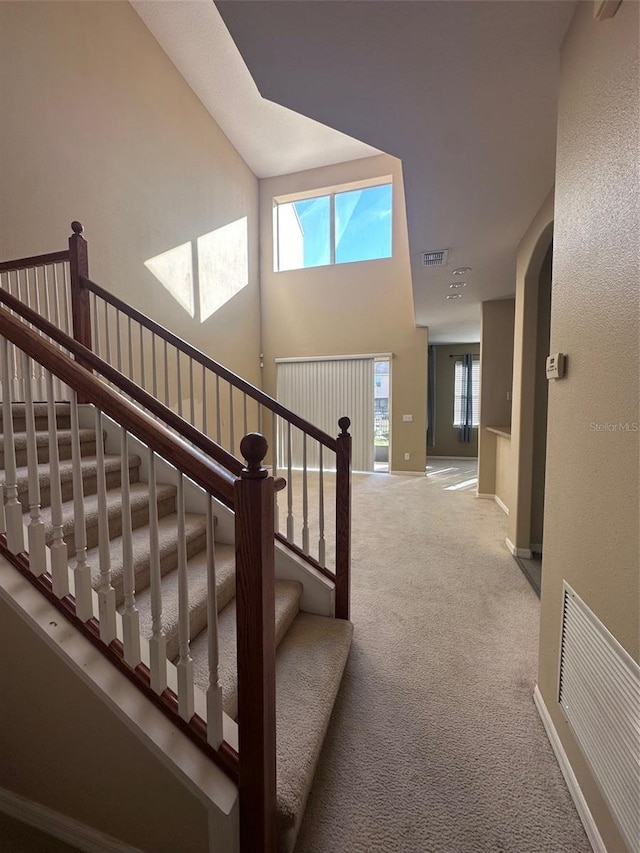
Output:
[
  {"xmin": 0, "ymin": 301, "xmax": 282, "ymax": 851},
  {"xmin": 70, "ymin": 223, "xmax": 351, "ymax": 619}
]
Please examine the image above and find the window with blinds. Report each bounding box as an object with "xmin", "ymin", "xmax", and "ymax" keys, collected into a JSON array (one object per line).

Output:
[{"xmin": 453, "ymin": 358, "xmax": 480, "ymax": 427}]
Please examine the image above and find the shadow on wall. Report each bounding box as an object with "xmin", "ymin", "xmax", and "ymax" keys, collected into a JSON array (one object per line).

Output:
[{"xmin": 144, "ymin": 217, "xmax": 249, "ymax": 323}]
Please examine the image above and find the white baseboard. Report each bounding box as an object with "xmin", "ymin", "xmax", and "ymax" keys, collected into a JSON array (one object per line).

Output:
[
  {"xmin": 533, "ymin": 687, "xmax": 608, "ymax": 853},
  {"xmin": 0, "ymin": 788, "xmax": 143, "ymax": 853},
  {"xmin": 494, "ymin": 495, "xmax": 509, "ymax": 516},
  {"xmin": 505, "ymin": 537, "xmax": 532, "ymax": 559},
  {"xmin": 531, "ymin": 543, "xmax": 543, "ymax": 555},
  {"xmin": 427, "ymin": 455, "xmax": 478, "ymax": 461},
  {"xmin": 475, "ymin": 492, "xmax": 495, "ymax": 500}
]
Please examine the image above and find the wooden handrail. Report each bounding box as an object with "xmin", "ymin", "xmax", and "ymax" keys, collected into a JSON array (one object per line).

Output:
[
  {"xmin": 0, "ymin": 309, "xmax": 236, "ymax": 507},
  {"xmin": 80, "ymin": 274, "xmax": 338, "ymax": 452},
  {"xmin": 0, "ymin": 288, "xmax": 246, "ymax": 490},
  {"xmin": 0, "ymin": 249, "xmax": 69, "ymax": 273}
]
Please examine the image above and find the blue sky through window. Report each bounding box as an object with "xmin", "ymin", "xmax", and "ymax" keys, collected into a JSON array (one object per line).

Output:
[{"xmin": 287, "ymin": 183, "xmax": 392, "ymax": 269}]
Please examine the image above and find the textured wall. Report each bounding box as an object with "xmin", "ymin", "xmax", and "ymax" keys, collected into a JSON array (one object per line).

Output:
[
  {"xmin": 259, "ymin": 155, "xmax": 428, "ymax": 472},
  {"xmin": 537, "ymin": 2, "xmax": 639, "ymax": 849},
  {"xmin": 0, "ymin": 0, "xmax": 261, "ymax": 388}
]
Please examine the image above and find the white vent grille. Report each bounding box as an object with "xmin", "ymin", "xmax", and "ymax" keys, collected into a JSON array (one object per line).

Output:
[
  {"xmin": 559, "ymin": 583, "xmax": 640, "ymax": 852},
  {"xmin": 421, "ymin": 249, "xmax": 448, "ymax": 267}
]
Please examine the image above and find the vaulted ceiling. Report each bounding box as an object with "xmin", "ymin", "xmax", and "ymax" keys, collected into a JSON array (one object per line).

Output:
[{"xmin": 134, "ymin": 0, "xmax": 576, "ymax": 343}]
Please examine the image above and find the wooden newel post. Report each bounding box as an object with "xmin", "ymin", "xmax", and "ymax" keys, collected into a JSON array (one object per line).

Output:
[
  {"xmin": 335, "ymin": 416, "xmax": 352, "ymax": 621},
  {"xmin": 69, "ymin": 221, "xmax": 91, "ymax": 351},
  {"xmin": 235, "ymin": 433, "xmax": 277, "ymax": 853}
]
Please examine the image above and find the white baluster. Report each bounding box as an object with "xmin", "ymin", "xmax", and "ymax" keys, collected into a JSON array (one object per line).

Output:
[
  {"xmin": 1, "ymin": 337, "xmax": 24, "ymax": 554},
  {"xmin": 176, "ymin": 473, "xmax": 194, "ymax": 721},
  {"xmin": 201, "ymin": 366, "xmax": 208, "ymax": 434},
  {"xmin": 139, "ymin": 323, "xmax": 146, "ymax": 389},
  {"xmin": 42, "ymin": 266, "xmax": 52, "ymax": 325},
  {"xmin": 95, "ymin": 408, "xmax": 116, "ymax": 643},
  {"xmin": 257, "ymin": 401, "xmax": 262, "ymax": 434},
  {"xmin": 272, "ymin": 411, "xmax": 279, "ymax": 532},
  {"xmin": 32, "ymin": 269, "xmax": 46, "ymax": 398},
  {"xmin": 148, "ymin": 449, "xmax": 167, "ymax": 695},
  {"xmin": 46, "ymin": 371, "xmax": 69, "ymax": 598},
  {"xmin": 61, "ymin": 263, "xmax": 72, "ymax": 335},
  {"xmin": 151, "ymin": 333, "xmax": 158, "ymax": 399},
  {"xmin": 70, "ymin": 389, "xmax": 93, "ymax": 620},
  {"xmin": 127, "ymin": 315, "xmax": 134, "ymax": 380},
  {"xmin": 163, "ymin": 339, "xmax": 169, "ymax": 405},
  {"xmin": 50, "ymin": 267, "xmax": 64, "ymax": 399},
  {"xmin": 206, "ymin": 496, "xmax": 222, "ymax": 747},
  {"xmin": 176, "ymin": 350, "xmax": 183, "ymax": 417},
  {"xmin": 120, "ymin": 427, "xmax": 141, "ymax": 666},
  {"xmin": 116, "ymin": 309, "xmax": 123, "ymax": 373},
  {"xmin": 189, "ymin": 357, "xmax": 195, "ymax": 425},
  {"xmin": 243, "ymin": 392, "xmax": 248, "ymax": 437},
  {"xmin": 302, "ymin": 432, "xmax": 309, "ymax": 555},
  {"xmin": 8, "ymin": 272, "xmax": 21, "ymax": 399},
  {"xmin": 286, "ymin": 421, "xmax": 294, "ymax": 542},
  {"xmin": 228, "ymin": 384, "xmax": 235, "ymax": 454},
  {"xmin": 318, "ymin": 444, "xmax": 326, "ymax": 567},
  {"xmin": 91, "ymin": 291, "xmax": 100, "ymax": 358},
  {"xmin": 0, "ymin": 482, "xmax": 5, "ymax": 537},
  {"xmin": 104, "ymin": 301, "xmax": 112, "ymax": 366},
  {"xmin": 215, "ymin": 375, "xmax": 221, "ymax": 444}
]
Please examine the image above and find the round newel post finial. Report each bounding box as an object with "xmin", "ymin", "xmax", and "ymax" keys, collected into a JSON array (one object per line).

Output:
[
  {"xmin": 240, "ymin": 433, "xmax": 269, "ymax": 479},
  {"xmin": 70, "ymin": 221, "xmax": 84, "ymax": 236},
  {"xmin": 338, "ymin": 416, "xmax": 351, "ymax": 436}
]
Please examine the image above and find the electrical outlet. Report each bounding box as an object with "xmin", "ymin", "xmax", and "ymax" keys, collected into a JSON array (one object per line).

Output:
[
  {"xmin": 403, "ymin": 414, "xmax": 413, "ymax": 422},
  {"xmin": 404, "ymin": 452, "xmax": 411, "ymax": 461}
]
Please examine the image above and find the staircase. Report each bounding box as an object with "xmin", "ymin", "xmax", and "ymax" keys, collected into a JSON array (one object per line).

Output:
[{"xmin": 0, "ymin": 227, "xmax": 354, "ymax": 853}]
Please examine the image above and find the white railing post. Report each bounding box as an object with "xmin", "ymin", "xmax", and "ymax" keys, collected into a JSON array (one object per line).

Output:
[
  {"xmin": 22, "ymin": 351, "xmax": 47, "ymax": 575},
  {"xmin": 176, "ymin": 472, "xmax": 194, "ymax": 721},
  {"xmin": 206, "ymin": 496, "xmax": 223, "ymax": 748},
  {"xmin": 96, "ymin": 408, "xmax": 117, "ymax": 644},
  {"xmin": 148, "ymin": 449, "xmax": 167, "ymax": 695},
  {"xmin": 1, "ymin": 336, "xmax": 24, "ymax": 554},
  {"xmin": 46, "ymin": 371, "xmax": 69, "ymax": 598},
  {"xmin": 120, "ymin": 427, "xmax": 141, "ymax": 667},
  {"xmin": 70, "ymin": 390, "xmax": 93, "ymax": 620}
]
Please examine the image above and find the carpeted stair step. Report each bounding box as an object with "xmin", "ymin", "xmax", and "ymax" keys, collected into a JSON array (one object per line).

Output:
[
  {"xmin": 134, "ymin": 543, "xmax": 238, "ymax": 662},
  {"xmin": 87, "ymin": 511, "xmax": 209, "ymax": 608},
  {"xmin": 0, "ymin": 428, "xmax": 104, "ymax": 468},
  {"xmin": 11, "ymin": 453, "xmax": 140, "ymax": 512},
  {"xmin": 0, "ymin": 402, "xmax": 71, "ymax": 433},
  {"xmin": 274, "ymin": 614, "xmax": 353, "ymax": 853},
  {"xmin": 37, "ymin": 481, "xmax": 177, "ymax": 555},
  {"xmin": 190, "ymin": 580, "xmax": 303, "ymax": 720}
]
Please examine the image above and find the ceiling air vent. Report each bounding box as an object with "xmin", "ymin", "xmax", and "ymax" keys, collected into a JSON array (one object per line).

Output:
[{"xmin": 421, "ymin": 249, "xmax": 449, "ymax": 267}]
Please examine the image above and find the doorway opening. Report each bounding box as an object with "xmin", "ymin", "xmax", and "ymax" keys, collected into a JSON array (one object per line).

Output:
[{"xmin": 374, "ymin": 357, "xmax": 390, "ymax": 472}]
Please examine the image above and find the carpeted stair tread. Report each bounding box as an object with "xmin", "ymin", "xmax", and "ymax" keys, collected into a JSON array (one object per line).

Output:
[
  {"xmin": 9, "ymin": 453, "xmax": 139, "ymax": 509},
  {"xmin": 190, "ymin": 580, "xmax": 303, "ymax": 720},
  {"xmin": 134, "ymin": 540, "xmax": 237, "ymax": 661},
  {"xmin": 274, "ymin": 613, "xmax": 353, "ymax": 850},
  {"xmin": 0, "ymin": 402, "xmax": 71, "ymax": 431},
  {"xmin": 37, "ymin": 481, "xmax": 177, "ymax": 551},
  {"xmin": 87, "ymin": 511, "xmax": 208, "ymax": 608},
  {"xmin": 0, "ymin": 428, "xmax": 98, "ymax": 452}
]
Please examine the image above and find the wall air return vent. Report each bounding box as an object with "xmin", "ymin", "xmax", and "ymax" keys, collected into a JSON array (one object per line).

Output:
[
  {"xmin": 421, "ymin": 249, "xmax": 449, "ymax": 267},
  {"xmin": 559, "ymin": 583, "xmax": 640, "ymax": 852}
]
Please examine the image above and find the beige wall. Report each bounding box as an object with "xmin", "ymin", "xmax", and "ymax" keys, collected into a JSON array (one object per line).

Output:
[
  {"xmin": 537, "ymin": 2, "xmax": 639, "ymax": 850},
  {"xmin": 530, "ymin": 246, "xmax": 552, "ymax": 549},
  {"xmin": 0, "ymin": 599, "xmax": 210, "ymax": 853},
  {"xmin": 494, "ymin": 434, "xmax": 512, "ymax": 513},
  {"xmin": 477, "ymin": 299, "xmax": 515, "ymax": 496},
  {"xmin": 0, "ymin": 0, "xmax": 261, "ymax": 392},
  {"xmin": 429, "ymin": 344, "xmax": 479, "ymax": 458},
  {"xmin": 259, "ymin": 155, "xmax": 428, "ymax": 472}
]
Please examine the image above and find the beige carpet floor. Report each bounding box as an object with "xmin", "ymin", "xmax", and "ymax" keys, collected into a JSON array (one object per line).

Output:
[{"xmin": 292, "ymin": 459, "xmax": 591, "ymax": 853}]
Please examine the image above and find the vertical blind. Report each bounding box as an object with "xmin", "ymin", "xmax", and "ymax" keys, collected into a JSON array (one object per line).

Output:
[{"xmin": 276, "ymin": 357, "xmax": 375, "ymax": 472}]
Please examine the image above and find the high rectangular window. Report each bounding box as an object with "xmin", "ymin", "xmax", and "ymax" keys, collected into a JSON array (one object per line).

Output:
[{"xmin": 274, "ymin": 181, "xmax": 392, "ymax": 272}]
